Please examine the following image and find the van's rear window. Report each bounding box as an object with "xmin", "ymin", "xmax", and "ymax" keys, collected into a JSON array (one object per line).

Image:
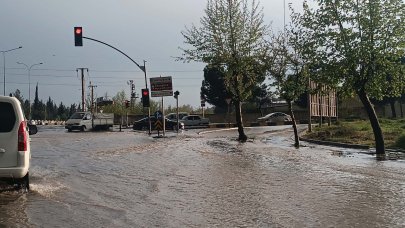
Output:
[{"xmin": 0, "ymin": 102, "xmax": 16, "ymax": 132}]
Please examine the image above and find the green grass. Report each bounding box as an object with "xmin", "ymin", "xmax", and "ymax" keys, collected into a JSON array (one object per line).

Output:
[{"xmin": 304, "ymin": 118, "xmax": 405, "ymax": 149}]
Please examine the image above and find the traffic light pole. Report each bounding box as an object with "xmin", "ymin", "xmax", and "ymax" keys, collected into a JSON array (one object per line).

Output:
[
  {"xmin": 83, "ymin": 37, "xmax": 145, "ymax": 72},
  {"xmin": 82, "ymin": 36, "xmax": 151, "ymax": 134},
  {"xmin": 143, "ymin": 61, "xmax": 151, "ymax": 135}
]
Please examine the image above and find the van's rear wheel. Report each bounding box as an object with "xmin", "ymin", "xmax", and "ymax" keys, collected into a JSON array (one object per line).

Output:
[
  {"xmin": 16, "ymin": 172, "xmax": 29, "ymax": 191},
  {"xmin": 24, "ymin": 172, "xmax": 30, "ymax": 191}
]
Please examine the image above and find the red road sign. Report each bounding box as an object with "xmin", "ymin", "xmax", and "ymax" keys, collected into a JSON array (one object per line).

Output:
[{"xmin": 150, "ymin": 76, "xmax": 173, "ymax": 97}]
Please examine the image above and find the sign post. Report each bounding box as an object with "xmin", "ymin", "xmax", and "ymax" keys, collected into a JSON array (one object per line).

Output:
[
  {"xmin": 150, "ymin": 76, "xmax": 173, "ymax": 97},
  {"xmin": 150, "ymin": 76, "xmax": 173, "ymax": 137}
]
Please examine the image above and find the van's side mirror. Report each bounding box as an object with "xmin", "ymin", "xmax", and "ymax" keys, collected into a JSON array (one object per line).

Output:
[{"xmin": 28, "ymin": 124, "xmax": 38, "ymax": 135}]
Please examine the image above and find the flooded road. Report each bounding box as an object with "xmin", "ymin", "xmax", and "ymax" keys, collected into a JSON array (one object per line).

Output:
[{"xmin": 1, "ymin": 125, "xmax": 405, "ymax": 227}]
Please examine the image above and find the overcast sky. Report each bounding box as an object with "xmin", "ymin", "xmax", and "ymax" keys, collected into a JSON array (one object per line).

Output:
[{"xmin": 1, "ymin": 0, "xmax": 301, "ymax": 108}]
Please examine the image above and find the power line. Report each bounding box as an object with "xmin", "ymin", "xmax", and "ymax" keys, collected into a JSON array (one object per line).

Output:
[
  {"xmin": 6, "ymin": 72, "xmax": 203, "ymax": 80},
  {"xmin": 4, "ymin": 81, "xmax": 202, "ymax": 87},
  {"xmin": 9, "ymin": 67, "xmax": 203, "ymax": 73}
]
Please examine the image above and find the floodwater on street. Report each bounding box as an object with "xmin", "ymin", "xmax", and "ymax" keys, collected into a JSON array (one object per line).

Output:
[{"xmin": 1, "ymin": 125, "xmax": 405, "ymax": 227}]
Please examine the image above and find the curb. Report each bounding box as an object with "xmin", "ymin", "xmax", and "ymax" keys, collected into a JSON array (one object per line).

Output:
[
  {"xmin": 208, "ymin": 121, "xmax": 308, "ymax": 128},
  {"xmin": 299, "ymin": 137, "xmax": 370, "ymax": 150}
]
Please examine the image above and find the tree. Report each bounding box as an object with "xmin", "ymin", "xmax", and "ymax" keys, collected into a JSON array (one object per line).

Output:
[
  {"xmin": 112, "ymin": 90, "xmax": 128, "ymax": 117},
  {"xmin": 291, "ymin": 0, "xmax": 405, "ymax": 154},
  {"xmin": 12, "ymin": 89, "xmax": 29, "ymax": 116},
  {"xmin": 267, "ymin": 32, "xmax": 309, "ymax": 148},
  {"xmin": 248, "ymin": 83, "xmax": 274, "ymax": 116},
  {"xmin": 13, "ymin": 89, "xmax": 24, "ymax": 104},
  {"xmin": 31, "ymin": 83, "xmax": 45, "ymax": 120},
  {"xmin": 69, "ymin": 104, "xmax": 77, "ymax": 118},
  {"xmin": 398, "ymin": 56, "xmax": 405, "ymax": 118},
  {"xmin": 46, "ymin": 97, "xmax": 55, "ymax": 120},
  {"xmin": 57, "ymin": 102, "xmax": 68, "ymax": 120},
  {"xmin": 200, "ymin": 65, "xmax": 230, "ymax": 112},
  {"xmin": 180, "ymin": 0, "xmax": 270, "ymax": 141},
  {"xmin": 201, "ymin": 65, "xmax": 271, "ymax": 114}
]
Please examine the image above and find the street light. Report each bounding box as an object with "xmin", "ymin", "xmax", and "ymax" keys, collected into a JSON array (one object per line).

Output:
[
  {"xmin": 17, "ymin": 62, "xmax": 43, "ymax": 119},
  {"xmin": 1, "ymin": 46, "xmax": 22, "ymax": 95}
]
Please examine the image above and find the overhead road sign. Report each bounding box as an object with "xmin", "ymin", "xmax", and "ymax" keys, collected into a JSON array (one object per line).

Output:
[{"xmin": 150, "ymin": 76, "xmax": 173, "ymax": 97}]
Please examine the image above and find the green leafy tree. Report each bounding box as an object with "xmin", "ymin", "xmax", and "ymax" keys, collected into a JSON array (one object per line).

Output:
[
  {"xmin": 248, "ymin": 83, "xmax": 274, "ymax": 116},
  {"xmin": 46, "ymin": 97, "xmax": 55, "ymax": 120},
  {"xmin": 69, "ymin": 104, "xmax": 77, "ymax": 118},
  {"xmin": 202, "ymin": 65, "xmax": 271, "ymax": 114},
  {"xmin": 200, "ymin": 65, "xmax": 230, "ymax": 113},
  {"xmin": 12, "ymin": 89, "xmax": 24, "ymax": 104},
  {"xmin": 291, "ymin": 0, "xmax": 405, "ymax": 154},
  {"xmin": 31, "ymin": 83, "xmax": 45, "ymax": 120},
  {"xmin": 57, "ymin": 102, "xmax": 68, "ymax": 120},
  {"xmin": 12, "ymin": 89, "xmax": 29, "ymax": 116},
  {"xmin": 112, "ymin": 90, "xmax": 127, "ymax": 116},
  {"xmin": 165, "ymin": 104, "xmax": 196, "ymax": 114},
  {"xmin": 101, "ymin": 91, "xmax": 158, "ymax": 117},
  {"xmin": 180, "ymin": 0, "xmax": 270, "ymax": 141},
  {"xmin": 267, "ymin": 32, "xmax": 309, "ymax": 148}
]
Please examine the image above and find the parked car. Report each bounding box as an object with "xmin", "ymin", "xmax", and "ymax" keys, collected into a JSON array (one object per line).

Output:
[
  {"xmin": 165, "ymin": 112, "xmax": 189, "ymax": 121},
  {"xmin": 257, "ymin": 112, "xmax": 292, "ymax": 123},
  {"xmin": 0, "ymin": 96, "xmax": 37, "ymax": 191},
  {"xmin": 180, "ymin": 115, "xmax": 210, "ymax": 127},
  {"xmin": 132, "ymin": 116, "xmax": 184, "ymax": 131}
]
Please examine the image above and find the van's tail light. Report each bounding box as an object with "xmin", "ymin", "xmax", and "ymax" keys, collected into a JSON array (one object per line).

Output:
[{"xmin": 18, "ymin": 121, "xmax": 28, "ymax": 151}]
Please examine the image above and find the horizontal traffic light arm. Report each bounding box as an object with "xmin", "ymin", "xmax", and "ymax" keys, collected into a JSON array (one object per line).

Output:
[{"xmin": 82, "ymin": 36, "xmax": 145, "ymax": 73}]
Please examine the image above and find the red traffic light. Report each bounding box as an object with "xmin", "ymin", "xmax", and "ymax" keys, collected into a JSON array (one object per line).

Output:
[
  {"xmin": 75, "ymin": 27, "xmax": 82, "ymax": 34},
  {"xmin": 74, "ymin": 27, "xmax": 83, "ymax": 46},
  {"xmin": 141, "ymin": 88, "xmax": 150, "ymax": 107}
]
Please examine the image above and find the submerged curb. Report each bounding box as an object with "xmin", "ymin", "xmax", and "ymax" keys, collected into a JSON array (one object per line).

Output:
[
  {"xmin": 299, "ymin": 137, "xmax": 370, "ymax": 150},
  {"xmin": 208, "ymin": 120, "xmax": 307, "ymax": 128}
]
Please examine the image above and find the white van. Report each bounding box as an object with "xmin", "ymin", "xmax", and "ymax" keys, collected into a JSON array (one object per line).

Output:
[
  {"xmin": 65, "ymin": 112, "xmax": 114, "ymax": 132},
  {"xmin": 0, "ymin": 96, "xmax": 37, "ymax": 190}
]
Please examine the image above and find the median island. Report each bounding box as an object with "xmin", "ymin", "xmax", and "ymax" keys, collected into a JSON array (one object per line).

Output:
[{"xmin": 302, "ymin": 119, "xmax": 405, "ymax": 150}]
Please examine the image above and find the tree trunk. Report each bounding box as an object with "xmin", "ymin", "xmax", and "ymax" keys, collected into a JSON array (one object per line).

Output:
[
  {"xmin": 288, "ymin": 100, "xmax": 300, "ymax": 148},
  {"xmin": 234, "ymin": 100, "xmax": 247, "ymax": 142},
  {"xmin": 357, "ymin": 89, "xmax": 385, "ymax": 154},
  {"xmin": 400, "ymin": 99, "xmax": 404, "ymax": 118},
  {"xmin": 389, "ymin": 99, "xmax": 397, "ymax": 118}
]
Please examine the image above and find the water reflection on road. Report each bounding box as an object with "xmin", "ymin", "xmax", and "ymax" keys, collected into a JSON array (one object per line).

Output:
[{"xmin": 0, "ymin": 125, "xmax": 404, "ymax": 227}]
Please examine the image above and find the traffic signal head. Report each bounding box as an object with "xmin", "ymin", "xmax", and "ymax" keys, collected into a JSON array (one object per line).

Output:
[
  {"xmin": 141, "ymin": 88, "xmax": 150, "ymax": 107},
  {"xmin": 174, "ymin": 90, "xmax": 180, "ymax": 99},
  {"xmin": 74, "ymin": 27, "xmax": 83, "ymax": 46}
]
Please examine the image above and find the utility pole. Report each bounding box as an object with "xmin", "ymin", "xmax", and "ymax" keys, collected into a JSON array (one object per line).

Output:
[
  {"xmin": 128, "ymin": 80, "xmax": 135, "ymax": 107},
  {"xmin": 77, "ymin": 68, "xmax": 88, "ymax": 111},
  {"xmin": 89, "ymin": 82, "xmax": 97, "ymax": 114}
]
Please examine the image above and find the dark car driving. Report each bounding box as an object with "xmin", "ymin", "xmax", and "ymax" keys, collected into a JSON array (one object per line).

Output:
[{"xmin": 132, "ymin": 116, "xmax": 184, "ymax": 131}]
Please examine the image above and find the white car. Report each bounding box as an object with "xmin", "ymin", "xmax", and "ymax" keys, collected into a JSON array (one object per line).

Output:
[
  {"xmin": 0, "ymin": 96, "xmax": 37, "ymax": 191},
  {"xmin": 257, "ymin": 112, "xmax": 292, "ymax": 123}
]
